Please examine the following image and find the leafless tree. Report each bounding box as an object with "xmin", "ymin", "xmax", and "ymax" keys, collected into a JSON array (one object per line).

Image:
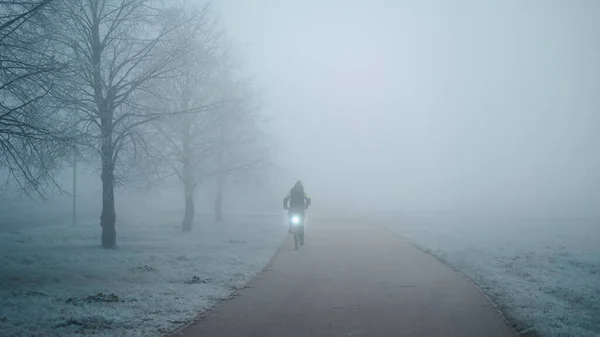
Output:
[
  {"xmin": 142, "ymin": 8, "xmax": 272, "ymax": 231},
  {"xmin": 143, "ymin": 6, "xmax": 232, "ymax": 232},
  {"xmin": 53, "ymin": 0, "xmax": 205, "ymax": 247},
  {"xmin": 211, "ymin": 79, "xmax": 273, "ymax": 222},
  {"xmin": 0, "ymin": 0, "xmax": 77, "ymax": 197}
]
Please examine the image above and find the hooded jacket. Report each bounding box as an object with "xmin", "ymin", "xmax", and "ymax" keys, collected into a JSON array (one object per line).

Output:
[{"xmin": 283, "ymin": 183, "xmax": 311, "ymax": 212}]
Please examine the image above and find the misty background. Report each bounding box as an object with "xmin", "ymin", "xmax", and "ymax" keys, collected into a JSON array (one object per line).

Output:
[
  {"xmin": 215, "ymin": 0, "xmax": 600, "ymax": 218},
  {"xmin": 2, "ymin": 0, "xmax": 600, "ymax": 221},
  {"xmin": 1, "ymin": 1, "xmax": 599, "ymax": 336}
]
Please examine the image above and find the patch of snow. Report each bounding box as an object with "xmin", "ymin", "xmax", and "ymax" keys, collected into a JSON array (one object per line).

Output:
[
  {"xmin": 0, "ymin": 213, "xmax": 287, "ymax": 336},
  {"xmin": 387, "ymin": 215, "xmax": 600, "ymax": 337}
]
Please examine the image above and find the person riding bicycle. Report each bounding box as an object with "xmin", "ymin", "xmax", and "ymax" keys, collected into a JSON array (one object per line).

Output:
[{"xmin": 283, "ymin": 180, "xmax": 311, "ymax": 234}]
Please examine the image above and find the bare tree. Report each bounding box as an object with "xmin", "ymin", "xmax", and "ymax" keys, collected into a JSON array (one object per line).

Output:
[
  {"xmin": 53, "ymin": 0, "xmax": 201, "ymax": 247},
  {"xmin": 144, "ymin": 7, "xmax": 229, "ymax": 232},
  {"xmin": 0, "ymin": 0, "xmax": 77, "ymax": 197},
  {"xmin": 211, "ymin": 79, "xmax": 272, "ymax": 222},
  {"xmin": 142, "ymin": 7, "xmax": 272, "ymax": 231}
]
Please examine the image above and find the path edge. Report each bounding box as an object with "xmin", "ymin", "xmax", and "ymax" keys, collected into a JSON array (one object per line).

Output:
[
  {"xmin": 166, "ymin": 232, "xmax": 289, "ymax": 337},
  {"xmin": 380, "ymin": 223, "xmax": 526, "ymax": 337}
]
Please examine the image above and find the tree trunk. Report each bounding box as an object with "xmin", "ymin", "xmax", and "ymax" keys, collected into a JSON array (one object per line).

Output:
[
  {"xmin": 100, "ymin": 121, "xmax": 116, "ymax": 248},
  {"xmin": 215, "ymin": 173, "xmax": 225, "ymax": 222},
  {"xmin": 89, "ymin": 9, "xmax": 117, "ymax": 248},
  {"xmin": 72, "ymin": 150, "xmax": 77, "ymax": 227},
  {"xmin": 215, "ymin": 185, "xmax": 223, "ymax": 222},
  {"xmin": 101, "ymin": 171, "xmax": 116, "ymax": 248},
  {"xmin": 182, "ymin": 180, "xmax": 195, "ymax": 232},
  {"xmin": 180, "ymin": 84, "xmax": 195, "ymax": 232}
]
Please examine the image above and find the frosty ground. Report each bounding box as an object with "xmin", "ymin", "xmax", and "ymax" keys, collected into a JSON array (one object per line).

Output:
[
  {"xmin": 0, "ymin": 212, "xmax": 286, "ymax": 337},
  {"xmin": 3, "ymin": 210, "xmax": 598, "ymax": 337},
  {"xmin": 386, "ymin": 214, "xmax": 600, "ymax": 337}
]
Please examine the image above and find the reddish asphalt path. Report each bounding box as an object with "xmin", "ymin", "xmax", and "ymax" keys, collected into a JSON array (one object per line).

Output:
[{"xmin": 172, "ymin": 218, "xmax": 516, "ymax": 337}]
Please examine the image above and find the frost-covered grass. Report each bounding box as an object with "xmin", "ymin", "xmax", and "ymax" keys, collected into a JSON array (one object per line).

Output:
[
  {"xmin": 388, "ymin": 214, "xmax": 600, "ymax": 337},
  {"xmin": 0, "ymin": 212, "xmax": 286, "ymax": 337}
]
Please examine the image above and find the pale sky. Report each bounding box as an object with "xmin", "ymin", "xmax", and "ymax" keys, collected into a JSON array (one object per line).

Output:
[{"xmin": 208, "ymin": 0, "xmax": 599, "ymax": 216}]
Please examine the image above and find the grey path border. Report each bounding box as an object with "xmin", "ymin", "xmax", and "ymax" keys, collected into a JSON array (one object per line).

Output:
[
  {"xmin": 166, "ymin": 234, "xmax": 288, "ymax": 337},
  {"xmin": 379, "ymin": 222, "xmax": 527, "ymax": 337},
  {"xmin": 167, "ymin": 218, "xmax": 529, "ymax": 337}
]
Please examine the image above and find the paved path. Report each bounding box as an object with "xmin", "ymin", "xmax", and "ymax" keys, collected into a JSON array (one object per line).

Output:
[{"xmin": 173, "ymin": 218, "xmax": 516, "ymax": 337}]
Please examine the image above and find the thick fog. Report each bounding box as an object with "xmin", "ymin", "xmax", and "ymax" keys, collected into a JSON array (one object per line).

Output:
[
  {"xmin": 208, "ymin": 0, "xmax": 600, "ymax": 218},
  {"xmin": 1, "ymin": 0, "xmax": 599, "ymax": 220},
  {"xmin": 2, "ymin": 2, "xmax": 600, "ymax": 336}
]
